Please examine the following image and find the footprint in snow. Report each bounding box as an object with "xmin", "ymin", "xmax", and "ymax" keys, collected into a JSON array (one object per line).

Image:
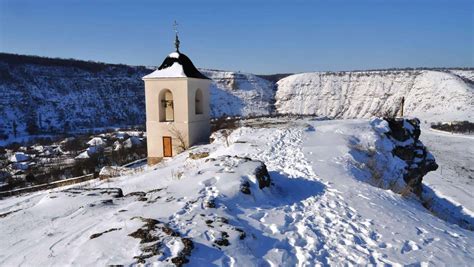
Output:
[
  {"xmin": 401, "ymin": 240, "xmax": 421, "ymax": 254},
  {"xmin": 415, "ymin": 226, "xmax": 428, "ymax": 236}
]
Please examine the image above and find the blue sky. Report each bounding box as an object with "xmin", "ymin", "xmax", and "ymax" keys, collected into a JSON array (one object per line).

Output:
[{"xmin": 0, "ymin": 0, "xmax": 472, "ymax": 74}]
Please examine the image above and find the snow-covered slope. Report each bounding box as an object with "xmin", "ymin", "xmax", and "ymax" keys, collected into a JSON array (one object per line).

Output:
[
  {"xmin": 421, "ymin": 128, "xmax": 474, "ymax": 215},
  {"xmin": 0, "ymin": 57, "xmax": 149, "ymax": 138},
  {"xmin": 1, "ymin": 118, "xmax": 472, "ymax": 265},
  {"xmin": 276, "ymin": 70, "xmax": 474, "ymax": 123},
  {"xmin": 201, "ymin": 70, "xmax": 275, "ymax": 118},
  {"xmin": 0, "ymin": 54, "xmax": 275, "ymax": 143}
]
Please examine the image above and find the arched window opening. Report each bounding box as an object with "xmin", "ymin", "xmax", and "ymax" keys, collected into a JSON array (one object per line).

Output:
[
  {"xmin": 159, "ymin": 89, "xmax": 174, "ymax": 122},
  {"xmin": 195, "ymin": 89, "xmax": 203, "ymax": 115}
]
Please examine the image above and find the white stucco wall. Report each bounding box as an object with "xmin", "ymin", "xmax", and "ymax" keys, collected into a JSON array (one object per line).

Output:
[{"xmin": 143, "ymin": 77, "xmax": 211, "ymax": 160}]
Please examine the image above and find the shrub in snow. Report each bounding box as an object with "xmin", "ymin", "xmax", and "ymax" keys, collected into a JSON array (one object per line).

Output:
[
  {"xmin": 188, "ymin": 151, "xmax": 210, "ymax": 160},
  {"xmin": 99, "ymin": 166, "xmax": 133, "ymax": 180},
  {"xmin": 0, "ymin": 170, "xmax": 12, "ymax": 186}
]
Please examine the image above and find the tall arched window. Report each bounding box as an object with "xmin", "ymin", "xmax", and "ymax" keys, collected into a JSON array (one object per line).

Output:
[
  {"xmin": 159, "ymin": 89, "xmax": 174, "ymax": 122},
  {"xmin": 195, "ymin": 89, "xmax": 203, "ymax": 115}
]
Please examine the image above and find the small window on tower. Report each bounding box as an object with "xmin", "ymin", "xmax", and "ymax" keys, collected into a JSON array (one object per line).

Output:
[{"xmin": 195, "ymin": 89, "xmax": 203, "ymax": 115}]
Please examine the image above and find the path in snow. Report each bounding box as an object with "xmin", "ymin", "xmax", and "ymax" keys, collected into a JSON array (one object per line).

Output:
[
  {"xmin": 220, "ymin": 124, "xmax": 389, "ymax": 265},
  {"xmin": 301, "ymin": 120, "xmax": 474, "ymax": 265},
  {"xmin": 1, "ymin": 118, "xmax": 473, "ymax": 266}
]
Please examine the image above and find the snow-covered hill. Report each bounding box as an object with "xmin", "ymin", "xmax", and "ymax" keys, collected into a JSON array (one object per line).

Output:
[
  {"xmin": 202, "ymin": 70, "xmax": 275, "ymax": 118},
  {"xmin": 276, "ymin": 70, "xmax": 474, "ymax": 123},
  {"xmin": 0, "ymin": 55, "xmax": 149, "ymax": 139},
  {"xmin": 0, "ymin": 54, "xmax": 275, "ymax": 144},
  {"xmin": 1, "ymin": 53, "xmax": 472, "ymax": 144},
  {"xmin": 1, "ymin": 118, "xmax": 472, "ymax": 265}
]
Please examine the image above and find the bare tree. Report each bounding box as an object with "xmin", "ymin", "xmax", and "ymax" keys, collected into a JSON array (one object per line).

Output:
[
  {"xmin": 168, "ymin": 125, "xmax": 188, "ymax": 153},
  {"xmin": 221, "ymin": 129, "xmax": 231, "ymax": 147}
]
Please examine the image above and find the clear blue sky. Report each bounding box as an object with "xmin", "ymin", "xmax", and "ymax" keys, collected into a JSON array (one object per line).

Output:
[{"xmin": 0, "ymin": 0, "xmax": 472, "ymax": 74}]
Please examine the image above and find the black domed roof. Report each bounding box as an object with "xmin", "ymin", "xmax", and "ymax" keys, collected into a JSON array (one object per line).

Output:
[{"xmin": 156, "ymin": 52, "xmax": 210, "ymax": 80}]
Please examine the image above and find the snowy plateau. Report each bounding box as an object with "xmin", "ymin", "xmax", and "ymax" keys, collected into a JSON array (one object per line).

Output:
[
  {"xmin": 1, "ymin": 118, "xmax": 473, "ymax": 266},
  {"xmin": 0, "ymin": 54, "xmax": 473, "ymax": 266}
]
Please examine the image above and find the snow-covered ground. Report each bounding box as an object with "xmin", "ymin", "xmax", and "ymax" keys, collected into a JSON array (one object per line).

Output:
[
  {"xmin": 0, "ymin": 118, "xmax": 473, "ymax": 266},
  {"xmin": 421, "ymin": 128, "xmax": 474, "ymax": 215}
]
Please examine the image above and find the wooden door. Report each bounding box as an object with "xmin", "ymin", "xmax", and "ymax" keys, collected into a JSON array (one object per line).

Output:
[{"xmin": 163, "ymin": 136, "xmax": 172, "ymax": 157}]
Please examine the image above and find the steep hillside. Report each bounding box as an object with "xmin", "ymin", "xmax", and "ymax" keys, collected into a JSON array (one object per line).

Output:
[
  {"xmin": 202, "ymin": 70, "xmax": 275, "ymax": 118},
  {"xmin": 1, "ymin": 53, "xmax": 472, "ymax": 144},
  {"xmin": 0, "ymin": 54, "xmax": 274, "ymax": 143},
  {"xmin": 0, "ymin": 54, "xmax": 148, "ymax": 139},
  {"xmin": 275, "ymin": 70, "xmax": 474, "ymax": 123}
]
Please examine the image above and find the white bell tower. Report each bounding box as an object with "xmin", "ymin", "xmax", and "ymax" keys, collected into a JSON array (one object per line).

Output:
[{"xmin": 143, "ymin": 27, "xmax": 211, "ymax": 165}]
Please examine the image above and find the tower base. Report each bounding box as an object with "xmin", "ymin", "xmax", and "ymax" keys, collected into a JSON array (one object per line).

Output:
[{"xmin": 147, "ymin": 157, "xmax": 163, "ymax": 166}]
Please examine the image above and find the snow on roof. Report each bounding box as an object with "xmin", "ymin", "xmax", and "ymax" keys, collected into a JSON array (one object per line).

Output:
[
  {"xmin": 143, "ymin": 51, "xmax": 210, "ymax": 80},
  {"xmin": 168, "ymin": 52, "xmax": 180, "ymax": 58},
  {"xmin": 10, "ymin": 152, "xmax": 31, "ymax": 163},
  {"xmin": 75, "ymin": 151, "xmax": 89, "ymax": 159},
  {"xmin": 143, "ymin": 62, "xmax": 186, "ymax": 79},
  {"xmin": 87, "ymin": 137, "xmax": 105, "ymax": 147}
]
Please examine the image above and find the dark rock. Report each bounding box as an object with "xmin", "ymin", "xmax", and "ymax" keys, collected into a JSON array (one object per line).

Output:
[
  {"xmin": 384, "ymin": 117, "xmax": 438, "ymax": 196},
  {"xmin": 101, "ymin": 199, "xmax": 114, "ymax": 205},
  {"xmin": 393, "ymin": 146, "xmax": 415, "ymax": 161},
  {"xmin": 125, "ymin": 191, "xmax": 146, "ymax": 197},
  {"xmin": 216, "ymin": 217, "xmax": 229, "ymax": 224},
  {"xmin": 384, "ymin": 118, "xmax": 410, "ymax": 141},
  {"xmin": 235, "ymin": 228, "xmax": 246, "ymax": 240},
  {"xmin": 89, "ymin": 227, "xmax": 121, "ymax": 239},
  {"xmin": 214, "ymin": 238, "xmax": 230, "ymax": 247},
  {"xmin": 240, "ymin": 181, "xmax": 251, "ymax": 195},
  {"xmin": 255, "ymin": 162, "xmax": 272, "ymax": 189},
  {"xmin": 171, "ymin": 238, "xmax": 194, "ymax": 267},
  {"xmin": 205, "ymin": 199, "xmax": 216, "ymax": 208},
  {"xmin": 162, "ymin": 225, "xmax": 179, "ymax": 237}
]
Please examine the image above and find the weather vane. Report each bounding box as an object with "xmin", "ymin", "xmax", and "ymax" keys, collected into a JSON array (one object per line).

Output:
[{"xmin": 173, "ymin": 20, "xmax": 180, "ymax": 52}]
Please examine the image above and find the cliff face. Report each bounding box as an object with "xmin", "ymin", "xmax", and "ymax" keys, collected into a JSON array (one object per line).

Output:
[
  {"xmin": 275, "ymin": 70, "xmax": 474, "ymax": 123},
  {"xmin": 1, "ymin": 53, "xmax": 472, "ymax": 144},
  {"xmin": 0, "ymin": 54, "xmax": 275, "ymax": 142},
  {"xmin": 201, "ymin": 70, "xmax": 275, "ymax": 118}
]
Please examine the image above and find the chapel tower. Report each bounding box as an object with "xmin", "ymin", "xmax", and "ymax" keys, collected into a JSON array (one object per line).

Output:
[{"xmin": 143, "ymin": 28, "xmax": 211, "ymax": 165}]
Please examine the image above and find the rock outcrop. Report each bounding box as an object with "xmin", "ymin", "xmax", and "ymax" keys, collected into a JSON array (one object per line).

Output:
[{"xmin": 383, "ymin": 118, "xmax": 438, "ymax": 196}]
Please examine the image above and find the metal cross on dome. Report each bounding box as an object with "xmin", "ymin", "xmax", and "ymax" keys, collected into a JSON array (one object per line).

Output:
[{"xmin": 173, "ymin": 20, "xmax": 180, "ymax": 52}]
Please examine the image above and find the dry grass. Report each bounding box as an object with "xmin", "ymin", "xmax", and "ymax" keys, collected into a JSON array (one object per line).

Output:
[{"xmin": 188, "ymin": 152, "xmax": 210, "ymax": 160}]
